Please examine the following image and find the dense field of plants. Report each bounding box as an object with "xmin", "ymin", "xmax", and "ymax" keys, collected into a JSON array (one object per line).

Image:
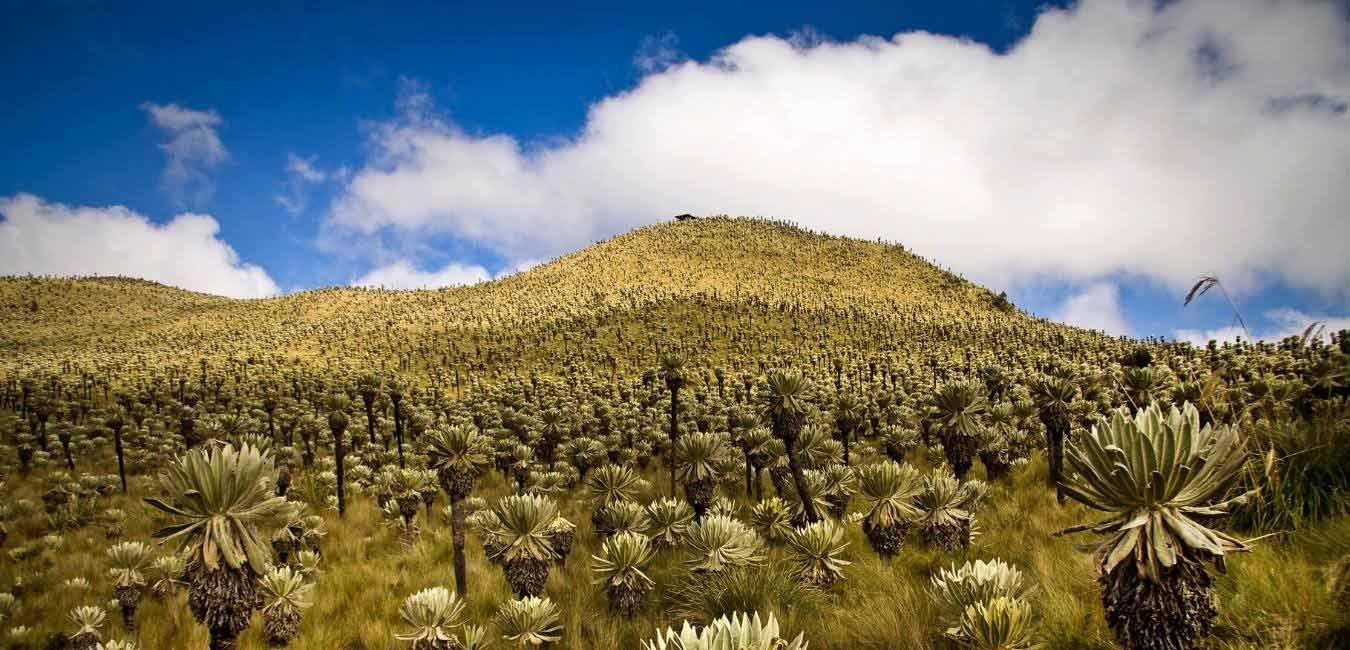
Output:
[{"xmin": 0, "ymin": 219, "xmax": 1345, "ymax": 649}]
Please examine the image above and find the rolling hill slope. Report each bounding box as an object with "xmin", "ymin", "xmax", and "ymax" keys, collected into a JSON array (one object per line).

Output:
[
  {"xmin": 0, "ymin": 217, "xmax": 1128, "ymax": 385},
  {"xmin": 2, "ymin": 218, "xmax": 1345, "ymax": 650}
]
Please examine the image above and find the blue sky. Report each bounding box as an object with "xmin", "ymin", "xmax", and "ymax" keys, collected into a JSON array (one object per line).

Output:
[{"xmin": 2, "ymin": 0, "xmax": 1348, "ymax": 343}]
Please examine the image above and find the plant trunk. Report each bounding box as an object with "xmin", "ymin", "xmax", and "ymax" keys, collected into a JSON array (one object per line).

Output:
[
  {"xmin": 334, "ymin": 427, "xmax": 347, "ymax": 517},
  {"xmin": 864, "ymin": 519, "xmax": 910, "ymax": 559},
  {"xmin": 1101, "ymin": 560, "xmax": 1216, "ymax": 650},
  {"xmin": 686, "ymin": 478, "xmax": 715, "ymax": 520},
  {"xmin": 451, "ymin": 497, "xmax": 468, "ymax": 597},
  {"xmin": 393, "ymin": 398, "xmax": 405, "ymax": 468},
  {"xmin": 504, "ymin": 556, "xmax": 550, "ymax": 598},
  {"xmin": 669, "ymin": 388, "xmax": 680, "ymax": 496},
  {"xmin": 264, "ymin": 607, "xmax": 301, "ymax": 647},
  {"xmin": 945, "ymin": 432, "xmax": 977, "ymax": 481},
  {"xmin": 71, "ymin": 632, "xmax": 101, "ymax": 650},
  {"xmin": 607, "ymin": 582, "xmax": 648, "ymax": 617},
  {"xmin": 188, "ymin": 565, "xmax": 257, "ymax": 650},
  {"xmin": 744, "ymin": 454, "xmax": 753, "ymax": 499},
  {"xmin": 1045, "ymin": 418, "xmax": 1066, "ymax": 503},
  {"xmin": 363, "ymin": 398, "xmax": 376, "ymax": 447},
  {"xmin": 116, "ymin": 584, "xmax": 140, "ymax": 630},
  {"xmin": 113, "ymin": 425, "xmax": 127, "ymax": 493},
  {"xmin": 784, "ymin": 439, "xmax": 820, "ymax": 523}
]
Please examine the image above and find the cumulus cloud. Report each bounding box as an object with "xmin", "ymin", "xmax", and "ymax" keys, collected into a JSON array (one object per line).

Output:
[
  {"xmin": 327, "ymin": 0, "xmax": 1350, "ymax": 298},
  {"xmin": 1265, "ymin": 308, "xmax": 1350, "ymax": 341},
  {"xmin": 276, "ymin": 153, "xmax": 328, "ymax": 214},
  {"xmin": 351, "ymin": 255, "xmax": 545, "ymax": 290},
  {"xmin": 1053, "ymin": 282, "xmax": 1131, "ymax": 335},
  {"xmin": 352, "ymin": 260, "xmax": 491, "ymax": 289},
  {"xmin": 143, "ymin": 102, "xmax": 229, "ymax": 208},
  {"xmin": 0, "ymin": 194, "xmax": 278, "ymax": 298},
  {"xmin": 1174, "ymin": 307, "xmax": 1350, "ymax": 346}
]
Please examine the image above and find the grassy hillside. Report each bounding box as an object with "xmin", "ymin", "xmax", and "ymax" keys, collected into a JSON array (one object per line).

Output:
[
  {"xmin": 0, "ymin": 217, "xmax": 1122, "ymax": 383},
  {"xmin": 0, "ymin": 217, "xmax": 1345, "ymax": 650}
]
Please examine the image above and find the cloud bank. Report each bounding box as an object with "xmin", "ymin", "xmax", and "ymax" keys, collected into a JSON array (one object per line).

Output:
[
  {"xmin": 143, "ymin": 102, "xmax": 228, "ymax": 208},
  {"xmin": 0, "ymin": 194, "xmax": 278, "ymax": 298},
  {"xmin": 352, "ymin": 257, "xmax": 541, "ymax": 290},
  {"xmin": 352, "ymin": 260, "xmax": 491, "ymax": 289},
  {"xmin": 1053, "ymin": 283, "xmax": 1131, "ymax": 336},
  {"xmin": 328, "ymin": 0, "xmax": 1350, "ymax": 302},
  {"xmin": 1174, "ymin": 307, "xmax": 1350, "ymax": 346}
]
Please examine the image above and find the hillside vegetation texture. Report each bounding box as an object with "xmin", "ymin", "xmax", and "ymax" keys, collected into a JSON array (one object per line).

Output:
[{"xmin": 0, "ymin": 218, "xmax": 1345, "ymax": 649}]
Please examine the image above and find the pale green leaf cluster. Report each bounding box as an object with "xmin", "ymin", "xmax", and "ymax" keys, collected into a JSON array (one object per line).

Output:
[
  {"xmin": 495, "ymin": 596, "xmax": 562, "ymax": 646},
  {"xmin": 425, "ymin": 425, "xmax": 492, "ymax": 477},
  {"xmin": 259, "ymin": 566, "xmax": 314, "ymax": 612},
  {"xmin": 144, "ymin": 443, "xmax": 296, "ymax": 571},
  {"xmin": 685, "ymin": 514, "xmax": 764, "ymax": 573},
  {"xmin": 785, "ymin": 519, "xmax": 851, "ymax": 585},
  {"xmin": 674, "ymin": 432, "xmax": 732, "ymax": 484},
  {"xmin": 590, "ymin": 531, "xmax": 655, "ymax": 590},
  {"xmin": 930, "ymin": 559, "xmax": 1037, "ymax": 649},
  {"xmin": 957, "ymin": 596, "xmax": 1041, "ymax": 650},
  {"xmin": 585, "ymin": 465, "xmax": 645, "ymax": 508},
  {"xmin": 643, "ymin": 611, "xmax": 807, "ymax": 650},
  {"xmin": 856, "ymin": 460, "xmax": 923, "ymax": 527},
  {"xmin": 395, "ymin": 586, "xmax": 466, "ymax": 644},
  {"xmin": 600, "ymin": 500, "xmax": 651, "ymax": 537},
  {"xmin": 380, "ymin": 467, "xmax": 433, "ymax": 499},
  {"xmin": 296, "ymin": 550, "xmax": 322, "ymax": 576},
  {"xmin": 67, "ymin": 605, "xmax": 105, "ymax": 639},
  {"xmin": 106, "ymin": 541, "xmax": 152, "ymax": 588},
  {"xmin": 1060, "ymin": 402, "xmax": 1254, "ymax": 580},
  {"xmin": 646, "ymin": 498, "xmax": 694, "ymax": 547},
  {"xmin": 761, "ymin": 371, "xmax": 810, "ymax": 423},
  {"xmin": 485, "ymin": 494, "xmax": 563, "ymax": 563},
  {"xmin": 750, "ymin": 497, "xmax": 794, "ymax": 543},
  {"xmin": 930, "ymin": 381, "xmax": 988, "ymax": 438},
  {"xmin": 916, "ymin": 470, "xmax": 986, "ymax": 530}
]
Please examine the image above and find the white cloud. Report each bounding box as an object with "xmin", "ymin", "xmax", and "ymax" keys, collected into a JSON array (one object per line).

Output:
[
  {"xmin": 143, "ymin": 102, "xmax": 228, "ymax": 208},
  {"xmin": 1173, "ymin": 307, "xmax": 1350, "ymax": 345},
  {"xmin": 142, "ymin": 103, "xmax": 220, "ymax": 132},
  {"xmin": 1172, "ymin": 325, "xmax": 1247, "ymax": 347},
  {"xmin": 0, "ymin": 194, "xmax": 278, "ymax": 298},
  {"xmin": 328, "ymin": 0, "xmax": 1350, "ymax": 297},
  {"xmin": 351, "ymin": 256, "xmax": 544, "ymax": 290},
  {"xmin": 1264, "ymin": 309, "xmax": 1350, "ymax": 341},
  {"xmin": 1052, "ymin": 282, "xmax": 1130, "ymax": 335},
  {"xmin": 634, "ymin": 31, "xmax": 685, "ymax": 73},
  {"xmin": 352, "ymin": 260, "xmax": 491, "ymax": 289},
  {"xmin": 276, "ymin": 153, "xmax": 328, "ymax": 214},
  {"xmin": 286, "ymin": 154, "xmax": 326, "ymax": 183}
]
